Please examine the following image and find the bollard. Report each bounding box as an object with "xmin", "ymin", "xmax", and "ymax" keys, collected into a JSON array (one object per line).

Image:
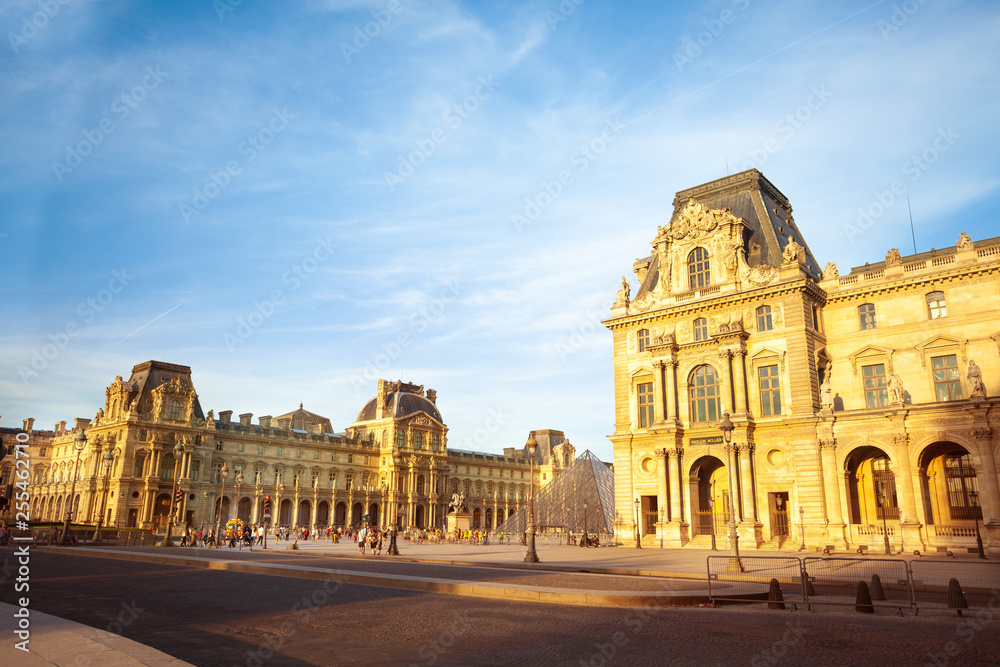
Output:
[
  {"xmin": 947, "ymin": 578, "xmax": 968, "ymax": 616},
  {"xmin": 767, "ymin": 578, "xmax": 786, "ymax": 610},
  {"xmin": 855, "ymin": 581, "xmax": 874, "ymax": 613},
  {"xmin": 870, "ymin": 574, "xmax": 886, "ymax": 601}
]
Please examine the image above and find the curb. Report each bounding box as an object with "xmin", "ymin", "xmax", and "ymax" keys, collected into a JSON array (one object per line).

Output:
[{"xmin": 39, "ymin": 547, "xmax": 711, "ymax": 608}]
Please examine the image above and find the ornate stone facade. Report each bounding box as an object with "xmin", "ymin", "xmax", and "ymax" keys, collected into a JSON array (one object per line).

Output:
[{"xmin": 607, "ymin": 169, "xmax": 1000, "ymax": 554}]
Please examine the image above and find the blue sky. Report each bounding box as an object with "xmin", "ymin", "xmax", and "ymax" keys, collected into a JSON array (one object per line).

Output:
[{"xmin": 2, "ymin": 0, "xmax": 999, "ymax": 461}]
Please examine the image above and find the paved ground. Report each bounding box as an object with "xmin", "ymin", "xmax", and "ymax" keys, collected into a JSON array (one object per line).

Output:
[{"xmin": 2, "ymin": 548, "xmax": 999, "ymax": 666}]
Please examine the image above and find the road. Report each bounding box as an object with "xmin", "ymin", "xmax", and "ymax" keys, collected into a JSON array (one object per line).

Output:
[{"xmin": 2, "ymin": 548, "xmax": 997, "ymax": 666}]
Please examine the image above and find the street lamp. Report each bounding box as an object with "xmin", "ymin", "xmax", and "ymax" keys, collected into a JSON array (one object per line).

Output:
[
  {"xmin": 581, "ymin": 499, "xmax": 588, "ymax": 547},
  {"xmin": 215, "ymin": 462, "xmax": 229, "ymax": 548},
  {"xmin": 234, "ymin": 472, "xmax": 244, "ymax": 549},
  {"xmin": 708, "ymin": 495, "xmax": 717, "ymax": 551},
  {"xmin": 970, "ymin": 490, "xmax": 987, "ymax": 560},
  {"xmin": 389, "ymin": 452, "xmax": 402, "ymax": 555},
  {"xmin": 719, "ymin": 412, "xmax": 743, "ymax": 572},
  {"xmin": 201, "ymin": 491, "xmax": 209, "ymax": 534},
  {"xmin": 524, "ymin": 436, "xmax": 539, "ymax": 563},
  {"xmin": 634, "ymin": 497, "xmax": 642, "ymax": 549},
  {"xmin": 799, "ymin": 505, "xmax": 806, "ymax": 551},
  {"xmin": 92, "ymin": 447, "xmax": 116, "ymax": 543},
  {"xmin": 161, "ymin": 442, "xmax": 184, "ymax": 547},
  {"xmin": 878, "ymin": 489, "xmax": 891, "ymax": 555},
  {"xmin": 60, "ymin": 429, "xmax": 87, "ymax": 545}
]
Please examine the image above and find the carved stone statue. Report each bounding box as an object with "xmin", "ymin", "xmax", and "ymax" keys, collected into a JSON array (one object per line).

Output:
[
  {"xmin": 449, "ymin": 492, "xmax": 468, "ymax": 513},
  {"xmin": 885, "ymin": 248, "xmax": 902, "ymax": 267},
  {"xmin": 957, "ymin": 231, "xmax": 974, "ymax": 252},
  {"xmin": 614, "ymin": 276, "xmax": 630, "ymax": 306},
  {"xmin": 782, "ymin": 239, "xmax": 803, "ymax": 264},
  {"xmin": 968, "ymin": 360, "xmax": 986, "ymax": 398},
  {"xmin": 887, "ymin": 373, "xmax": 904, "ymax": 404},
  {"xmin": 820, "ymin": 377, "xmax": 833, "ymax": 410},
  {"xmin": 823, "ymin": 262, "xmax": 839, "ymax": 280}
]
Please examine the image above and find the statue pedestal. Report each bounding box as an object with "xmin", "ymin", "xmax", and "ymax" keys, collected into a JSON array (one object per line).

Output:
[{"xmin": 447, "ymin": 512, "xmax": 471, "ymax": 532}]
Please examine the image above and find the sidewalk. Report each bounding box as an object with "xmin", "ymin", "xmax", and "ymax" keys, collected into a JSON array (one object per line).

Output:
[{"xmin": 0, "ymin": 602, "xmax": 192, "ymax": 667}]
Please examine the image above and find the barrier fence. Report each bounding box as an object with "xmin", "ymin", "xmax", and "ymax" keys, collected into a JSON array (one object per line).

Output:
[{"xmin": 707, "ymin": 555, "xmax": 1000, "ymax": 613}]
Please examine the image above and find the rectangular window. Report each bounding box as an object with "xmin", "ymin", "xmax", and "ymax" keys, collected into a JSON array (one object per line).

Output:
[
  {"xmin": 257, "ymin": 444, "xmax": 264, "ymax": 455},
  {"xmin": 859, "ymin": 304, "xmax": 876, "ymax": 330},
  {"xmin": 212, "ymin": 463, "xmax": 222, "ymax": 483},
  {"xmin": 314, "ymin": 450, "xmax": 319, "ymax": 460},
  {"xmin": 927, "ymin": 291, "xmax": 947, "ymax": 319},
  {"xmin": 237, "ymin": 442, "xmax": 244, "ymax": 453},
  {"xmin": 863, "ymin": 364, "xmax": 889, "ymax": 409},
  {"xmin": 932, "ymin": 355, "xmax": 962, "ymax": 401},
  {"xmin": 759, "ymin": 365, "xmax": 782, "ymax": 417},
  {"xmin": 191, "ymin": 461, "xmax": 200, "ymax": 481},
  {"xmin": 637, "ymin": 382, "xmax": 655, "ymax": 428},
  {"xmin": 311, "ymin": 471, "xmax": 319, "ymax": 488},
  {"xmin": 296, "ymin": 449, "xmax": 302, "ymax": 459},
  {"xmin": 345, "ymin": 473, "xmax": 353, "ymax": 489},
  {"xmin": 812, "ymin": 306, "xmax": 821, "ymax": 331},
  {"xmin": 348, "ymin": 454, "xmax": 353, "ymax": 464},
  {"xmin": 277, "ymin": 447, "xmax": 283, "ymax": 457},
  {"xmin": 638, "ymin": 329, "xmax": 650, "ymax": 352},
  {"xmin": 215, "ymin": 440, "xmax": 223, "ymax": 451}
]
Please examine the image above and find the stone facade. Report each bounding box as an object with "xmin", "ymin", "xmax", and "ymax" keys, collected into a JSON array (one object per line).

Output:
[
  {"xmin": 606, "ymin": 169, "xmax": 1000, "ymax": 554},
  {"xmin": 13, "ymin": 362, "xmax": 571, "ymax": 534}
]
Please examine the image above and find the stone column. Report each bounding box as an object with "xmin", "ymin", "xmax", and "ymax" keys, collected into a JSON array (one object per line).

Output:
[
  {"xmin": 656, "ymin": 449, "xmax": 668, "ymax": 531},
  {"xmin": 664, "ymin": 359, "xmax": 678, "ymax": 424},
  {"xmin": 819, "ymin": 440, "xmax": 848, "ymax": 549},
  {"xmin": 653, "ymin": 361, "xmax": 666, "ymax": 423},
  {"xmin": 732, "ymin": 349, "xmax": 748, "ymax": 415},
  {"xmin": 726, "ymin": 443, "xmax": 742, "ymax": 523},
  {"xmin": 739, "ymin": 444, "xmax": 757, "ymax": 523},
  {"xmin": 893, "ymin": 435, "xmax": 923, "ymax": 551},
  {"xmin": 717, "ymin": 350, "xmax": 734, "ymax": 416},
  {"xmin": 973, "ymin": 428, "xmax": 1000, "ymax": 526},
  {"xmin": 669, "ymin": 450, "xmax": 682, "ymax": 523}
]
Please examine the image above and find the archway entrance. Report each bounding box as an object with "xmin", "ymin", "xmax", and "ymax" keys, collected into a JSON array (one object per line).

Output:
[
  {"xmin": 415, "ymin": 505, "xmax": 426, "ymax": 529},
  {"xmin": 368, "ymin": 503, "xmax": 380, "ymax": 526},
  {"xmin": 279, "ymin": 499, "xmax": 292, "ymax": 525},
  {"xmin": 352, "ymin": 502, "xmax": 363, "ymax": 526},
  {"xmin": 298, "ymin": 500, "xmax": 312, "ymax": 526},
  {"xmin": 473, "ymin": 507, "xmax": 481, "ymax": 529},
  {"xmin": 846, "ymin": 446, "xmax": 898, "ymax": 526},
  {"xmin": 237, "ymin": 497, "xmax": 252, "ymax": 523},
  {"xmin": 335, "ymin": 501, "xmax": 347, "ymax": 526},
  {"xmin": 919, "ymin": 442, "xmax": 981, "ymax": 543},
  {"xmin": 213, "ymin": 496, "xmax": 231, "ymax": 525},
  {"xmin": 317, "ymin": 501, "xmax": 330, "ymax": 526},
  {"xmin": 153, "ymin": 493, "xmax": 172, "ymax": 528},
  {"xmin": 485, "ymin": 508, "xmax": 493, "ymax": 531},
  {"xmin": 691, "ymin": 456, "xmax": 729, "ymax": 537}
]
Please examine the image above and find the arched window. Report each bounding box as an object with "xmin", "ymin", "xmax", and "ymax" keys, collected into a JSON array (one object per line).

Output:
[
  {"xmin": 694, "ymin": 318, "xmax": 708, "ymax": 342},
  {"xmin": 858, "ymin": 303, "xmax": 876, "ymax": 330},
  {"xmin": 926, "ymin": 291, "xmax": 947, "ymax": 319},
  {"xmin": 167, "ymin": 400, "xmax": 180, "ymax": 420},
  {"xmin": 756, "ymin": 306, "xmax": 773, "ymax": 331},
  {"xmin": 689, "ymin": 365, "xmax": 721, "ymax": 423},
  {"xmin": 637, "ymin": 329, "xmax": 650, "ymax": 352},
  {"xmin": 873, "ymin": 457, "xmax": 898, "ymax": 520},
  {"xmin": 688, "ymin": 247, "xmax": 711, "ymax": 289},
  {"xmin": 944, "ymin": 453, "xmax": 980, "ymax": 519}
]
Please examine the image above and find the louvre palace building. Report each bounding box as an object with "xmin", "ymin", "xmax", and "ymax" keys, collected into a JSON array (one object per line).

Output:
[
  {"xmin": 8, "ymin": 369, "xmax": 575, "ymax": 534},
  {"xmin": 606, "ymin": 168, "xmax": 1000, "ymax": 554}
]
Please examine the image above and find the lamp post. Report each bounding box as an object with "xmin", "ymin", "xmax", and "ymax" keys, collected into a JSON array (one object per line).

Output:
[
  {"xmin": 799, "ymin": 505, "xmax": 806, "ymax": 551},
  {"xmin": 201, "ymin": 491, "xmax": 209, "ymax": 534},
  {"xmin": 970, "ymin": 490, "xmax": 987, "ymax": 560},
  {"xmin": 160, "ymin": 442, "xmax": 185, "ymax": 547},
  {"xmin": 719, "ymin": 413, "xmax": 744, "ymax": 572},
  {"xmin": 234, "ymin": 472, "xmax": 243, "ymax": 549},
  {"xmin": 389, "ymin": 452, "xmax": 402, "ymax": 555},
  {"xmin": 634, "ymin": 497, "xmax": 642, "ymax": 549},
  {"xmin": 708, "ymin": 495, "xmax": 717, "ymax": 551},
  {"xmin": 581, "ymin": 499, "xmax": 588, "ymax": 547},
  {"xmin": 92, "ymin": 447, "xmax": 116, "ymax": 543},
  {"xmin": 523, "ymin": 436, "xmax": 539, "ymax": 563},
  {"xmin": 215, "ymin": 462, "xmax": 228, "ymax": 548},
  {"xmin": 60, "ymin": 429, "xmax": 87, "ymax": 545},
  {"xmin": 878, "ymin": 489, "xmax": 891, "ymax": 555}
]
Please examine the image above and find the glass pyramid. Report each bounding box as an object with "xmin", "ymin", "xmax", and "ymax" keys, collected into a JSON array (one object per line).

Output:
[{"xmin": 496, "ymin": 450, "xmax": 616, "ymax": 536}]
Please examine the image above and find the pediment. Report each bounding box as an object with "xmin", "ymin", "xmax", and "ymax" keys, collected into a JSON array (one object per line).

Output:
[
  {"xmin": 847, "ymin": 345, "xmax": 893, "ymax": 375},
  {"xmin": 749, "ymin": 346, "xmax": 786, "ymax": 375},
  {"xmin": 915, "ymin": 334, "xmax": 968, "ymax": 367}
]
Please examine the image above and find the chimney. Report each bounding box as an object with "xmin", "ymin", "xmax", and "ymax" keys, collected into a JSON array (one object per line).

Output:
[
  {"xmin": 426, "ymin": 389, "xmax": 437, "ymax": 405},
  {"xmin": 56, "ymin": 421, "xmax": 67, "ymax": 435},
  {"xmin": 259, "ymin": 415, "xmax": 272, "ymax": 429},
  {"xmin": 239, "ymin": 413, "xmax": 253, "ymax": 427},
  {"xmin": 276, "ymin": 418, "xmax": 291, "ymax": 430},
  {"xmin": 23, "ymin": 418, "xmax": 35, "ymax": 432},
  {"xmin": 219, "ymin": 410, "xmax": 233, "ymax": 425},
  {"xmin": 74, "ymin": 418, "xmax": 92, "ymax": 432}
]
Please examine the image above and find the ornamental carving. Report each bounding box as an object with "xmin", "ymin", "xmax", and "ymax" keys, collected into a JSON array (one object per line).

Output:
[
  {"xmin": 885, "ymin": 248, "xmax": 902, "ymax": 267},
  {"xmin": 614, "ymin": 276, "xmax": 630, "ymax": 307},
  {"xmin": 957, "ymin": 231, "xmax": 973, "ymax": 252},
  {"xmin": 782, "ymin": 239, "xmax": 804, "ymax": 264},
  {"xmin": 741, "ymin": 263, "xmax": 778, "ymax": 288},
  {"xmin": 823, "ymin": 262, "xmax": 839, "ymax": 280}
]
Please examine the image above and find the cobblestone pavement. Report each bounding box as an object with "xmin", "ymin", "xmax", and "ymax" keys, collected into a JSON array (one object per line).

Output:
[{"xmin": 3, "ymin": 550, "xmax": 998, "ymax": 666}]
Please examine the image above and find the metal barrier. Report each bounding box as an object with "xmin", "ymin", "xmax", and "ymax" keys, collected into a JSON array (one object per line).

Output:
[
  {"xmin": 801, "ymin": 557, "xmax": 913, "ymax": 612},
  {"xmin": 707, "ymin": 556, "xmax": 804, "ymax": 606},
  {"xmin": 910, "ymin": 560, "xmax": 1000, "ymax": 611}
]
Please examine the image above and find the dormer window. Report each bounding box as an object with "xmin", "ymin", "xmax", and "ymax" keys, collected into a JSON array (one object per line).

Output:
[{"xmin": 688, "ymin": 247, "xmax": 711, "ymax": 289}]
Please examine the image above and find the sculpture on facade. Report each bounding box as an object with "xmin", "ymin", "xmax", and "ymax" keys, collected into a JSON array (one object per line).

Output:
[
  {"xmin": 614, "ymin": 276, "xmax": 630, "ymax": 307},
  {"xmin": 968, "ymin": 360, "xmax": 986, "ymax": 398},
  {"xmin": 820, "ymin": 375, "xmax": 833, "ymax": 410},
  {"xmin": 449, "ymin": 492, "xmax": 468, "ymax": 513},
  {"xmin": 885, "ymin": 248, "xmax": 902, "ymax": 267},
  {"xmin": 957, "ymin": 231, "xmax": 974, "ymax": 252},
  {"xmin": 887, "ymin": 373, "xmax": 904, "ymax": 404},
  {"xmin": 782, "ymin": 239, "xmax": 803, "ymax": 264},
  {"xmin": 823, "ymin": 262, "xmax": 839, "ymax": 280}
]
